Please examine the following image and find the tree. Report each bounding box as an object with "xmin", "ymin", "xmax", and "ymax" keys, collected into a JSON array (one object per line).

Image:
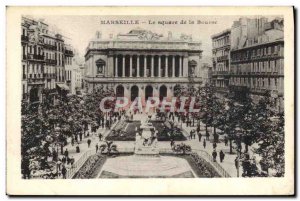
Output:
[{"xmin": 252, "ymin": 94, "xmax": 285, "ymax": 177}]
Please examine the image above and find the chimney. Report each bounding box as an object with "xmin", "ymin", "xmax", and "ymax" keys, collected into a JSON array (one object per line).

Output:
[{"xmin": 96, "ymin": 31, "xmax": 102, "ymax": 39}]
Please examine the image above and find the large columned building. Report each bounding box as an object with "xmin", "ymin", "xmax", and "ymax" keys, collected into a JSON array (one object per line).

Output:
[{"xmin": 84, "ymin": 28, "xmax": 204, "ymax": 104}]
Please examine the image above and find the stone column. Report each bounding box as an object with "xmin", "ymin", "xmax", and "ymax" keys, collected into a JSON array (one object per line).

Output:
[
  {"xmin": 115, "ymin": 56, "xmax": 118, "ymax": 77},
  {"xmin": 183, "ymin": 56, "xmax": 188, "ymax": 77},
  {"xmin": 144, "ymin": 56, "xmax": 147, "ymax": 77},
  {"xmin": 129, "ymin": 55, "xmax": 133, "ymax": 77},
  {"xmin": 172, "ymin": 55, "xmax": 175, "ymax": 77},
  {"xmin": 165, "ymin": 56, "xmax": 168, "ymax": 77},
  {"xmin": 151, "ymin": 55, "xmax": 154, "ymax": 77},
  {"xmin": 137, "ymin": 55, "xmax": 140, "ymax": 77},
  {"xmin": 122, "ymin": 55, "xmax": 125, "ymax": 77},
  {"xmin": 179, "ymin": 56, "xmax": 182, "ymax": 77},
  {"xmin": 158, "ymin": 56, "xmax": 161, "ymax": 77}
]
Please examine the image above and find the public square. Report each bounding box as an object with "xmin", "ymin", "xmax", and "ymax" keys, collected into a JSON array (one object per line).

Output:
[{"xmin": 20, "ymin": 15, "xmax": 285, "ymax": 179}]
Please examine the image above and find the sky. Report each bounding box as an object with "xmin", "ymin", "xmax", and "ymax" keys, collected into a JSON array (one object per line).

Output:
[{"xmin": 34, "ymin": 15, "xmax": 278, "ymax": 63}]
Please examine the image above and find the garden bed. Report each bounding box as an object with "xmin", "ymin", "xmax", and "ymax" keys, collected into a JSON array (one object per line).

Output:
[
  {"xmin": 161, "ymin": 153, "xmax": 221, "ymax": 178},
  {"xmin": 72, "ymin": 154, "xmax": 107, "ymax": 179},
  {"xmin": 106, "ymin": 120, "xmax": 186, "ymax": 141}
]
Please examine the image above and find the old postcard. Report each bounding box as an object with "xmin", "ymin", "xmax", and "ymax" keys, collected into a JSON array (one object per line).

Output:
[{"xmin": 6, "ymin": 6, "xmax": 294, "ymax": 195}]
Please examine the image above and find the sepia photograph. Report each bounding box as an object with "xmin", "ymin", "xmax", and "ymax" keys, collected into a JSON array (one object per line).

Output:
[{"xmin": 6, "ymin": 6, "xmax": 294, "ymax": 195}]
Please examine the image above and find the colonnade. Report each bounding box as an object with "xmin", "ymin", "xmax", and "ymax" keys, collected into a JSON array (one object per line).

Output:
[{"xmin": 114, "ymin": 55, "xmax": 185, "ymax": 78}]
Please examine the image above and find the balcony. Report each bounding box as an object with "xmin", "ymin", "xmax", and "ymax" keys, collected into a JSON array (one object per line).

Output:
[
  {"xmin": 44, "ymin": 73, "xmax": 56, "ymax": 79},
  {"xmin": 65, "ymin": 50, "xmax": 74, "ymax": 56},
  {"xmin": 45, "ymin": 59, "xmax": 57, "ymax": 65},
  {"xmin": 216, "ymin": 55, "xmax": 229, "ymax": 62},
  {"xmin": 212, "ymin": 71, "xmax": 229, "ymax": 76},
  {"xmin": 44, "ymin": 44, "xmax": 57, "ymax": 51},
  {"xmin": 21, "ymin": 35, "xmax": 29, "ymax": 42},
  {"xmin": 27, "ymin": 77, "xmax": 45, "ymax": 85},
  {"xmin": 27, "ymin": 54, "xmax": 45, "ymax": 61}
]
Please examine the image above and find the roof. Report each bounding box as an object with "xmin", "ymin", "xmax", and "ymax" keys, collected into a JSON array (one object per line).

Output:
[{"xmin": 211, "ymin": 28, "xmax": 231, "ymax": 39}]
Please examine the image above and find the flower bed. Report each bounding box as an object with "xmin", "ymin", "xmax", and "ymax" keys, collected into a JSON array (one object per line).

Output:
[
  {"xmin": 106, "ymin": 120, "xmax": 186, "ymax": 141},
  {"xmin": 163, "ymin": 153, "xmax": 221, "ymax": 178},
  {"xmin": 72, "ymin": 154, "xmax": 107, "ymax": 179}
]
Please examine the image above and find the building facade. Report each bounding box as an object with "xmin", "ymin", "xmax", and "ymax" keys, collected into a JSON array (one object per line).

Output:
[
  {"xmin": 210, "ymin": 17, "xmax": 284, "ymax": 112},
  {"xmin": 229, "ymin": 17, "xmax": 284, "ymax": 112},
  {"xmin": 21, "ymin": 16, "xmax": 73, "ymax": 103},
  {"xmin": 65, "ymin": 51, "xmax": 84, "ymax": 95},
  {"xmin": 211, "ymin": 29, "xmax": 231, "ymax": 97},
  {"xmin": 85, "ymin": 28, "xmax": 204, "ymax": 105}
]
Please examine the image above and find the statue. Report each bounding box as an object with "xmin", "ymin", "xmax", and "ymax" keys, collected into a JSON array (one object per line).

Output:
[{"xmin": 135, "ymin": 117, "xmax": 159, "ymax": 155}]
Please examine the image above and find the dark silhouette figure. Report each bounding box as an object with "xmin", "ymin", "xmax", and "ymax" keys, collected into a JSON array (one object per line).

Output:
[
  {"xmin": 212, "ymin": 150, "xmax": 217, "ymax": 162},
  {"xmin": 64, "ymin": 149, "xmax": 69, "ymax": 158},
  {"xmin": 87, "ymin": 139, "xmax": 91, "ymax": 148},
  {"xmin": 61, "ymin": 165, "xmax": 67, "ymax": 179},
  {"xmin": 220, "ymin": 150, "xmax": 225, "ymax": 163}
]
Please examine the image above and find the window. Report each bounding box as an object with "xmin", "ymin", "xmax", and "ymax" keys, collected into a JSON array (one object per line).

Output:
[{"xmin": 96, "ymin": 59, "xmax": 106, "ymax": 74}]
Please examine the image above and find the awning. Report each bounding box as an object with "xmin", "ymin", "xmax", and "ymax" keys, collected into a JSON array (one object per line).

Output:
[{"xmin": 56, "ymin": 84, "xmax": 70, "ymax": 91}]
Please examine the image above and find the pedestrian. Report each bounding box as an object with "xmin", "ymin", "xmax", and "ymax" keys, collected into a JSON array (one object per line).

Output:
[
  {"xmin": 62, "ymin": 156, "xmax": 66, "ymax": 164},
  {"xmin": 99, "ymin": 133, "xmax": 102, "ymax": 141},
  {"xmin": 61, "ymin": 165, "xmax": 67, "ymax": 179},
  {"xmin": 206, "ymin": 132, "xmax": 210, "ymax": 140},
  {"xmin": 76, "ymin": 145, "xmax": 80, "ymax": 153},
  {"xmin": 189, "ymin": 130, "xmax": 193, "ymax": 140},
  {"xmin": 213, "ymin": 142, "xmax": 217, "ymax": 149},
  {"xmin": 56, "ymin": 159, "xmax": 62, "ymax": 171},
  {"xmin": 95, "ymin": 143, "xmax": 99, "ymax": 153},
  {"xmin": 198, "ymin": 132, "xmax": 202, "ymax": 142},
  {"xmin": 70, "ymin": 156, "xmax": 75, "ymax": 167},
  {"xmin": 224, "ymin": 136, "xmax": 228, "ymax": 146},
  {"xmin": 170, "ymin": 139, "xmax": 175, "ymax": 148},
  {"xmin": 71, "ymin": 137, "xmax": 75, "ymax": 146},
  {"xmin": 197, "ymin": 125, "xmax": 200, "ymax": 134},
  {"xmin": 64, "ymin": 148, "xmax": 69, "ymax": 158},
  {"xmin": 203, "ymin": 139, "xmax": 206, "ymax": 149},
  {"xmin": 212, "ymin": 149, "xmax": 217, "ymax": 162},
  {"xmin": 219, "ymin": 150, "xmax": 225, "ymax": 163},
  {"xmin": 52, "ymin": 149, "xmax": 57, "ymax": 162},
  {"xmin": 235, "ymin": 157, "xmax": 239, "ymax": 170},
  {"xmin": 79, "ymin": 132, "xmax": 83, "ymax": 141},
  {"xmin": 87, "ymin": 139, "xmax": 91, "ymax": 148}
]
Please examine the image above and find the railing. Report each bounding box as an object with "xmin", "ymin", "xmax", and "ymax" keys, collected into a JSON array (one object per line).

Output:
[
  {"xmin": 27, "ymin": 54, "xmax": 44, "ymax": 61},
  {"xmin": 159, "ymin": 148, "xmax": 231, "ymax": 178},
  {"xmin": 180, "ymin": 126, "xmax": 231, "ymax": 177},
  {"xmin": 66, "ymin": 150, "xmax": 94, "ymax": 179},
  {"xmin": 67, "ymin": 146, "xmax": 230, "ymax": 178},
  {"xmin": 193, "ymin": 149, "xmax": 231, "ymax": 178},
  {"xmin": 45, "ymin": 59, "xmax": 57, "ymax": 65},
  {"xmin": 44, "ymin": 44, "xmax": 57, "ymax": 51}
]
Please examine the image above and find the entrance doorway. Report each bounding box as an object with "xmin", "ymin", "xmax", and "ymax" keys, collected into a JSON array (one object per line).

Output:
[
  {"xmin": 159, "ymin": 85, "xmax": 167, "ymax": 101},
  {"xmin": 131, "ymin": 85, "xmax": 139, "ymax": 101},
  {"xmin": 145, "ymin": 85, "xmax": 153, "ymax": 101}
]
